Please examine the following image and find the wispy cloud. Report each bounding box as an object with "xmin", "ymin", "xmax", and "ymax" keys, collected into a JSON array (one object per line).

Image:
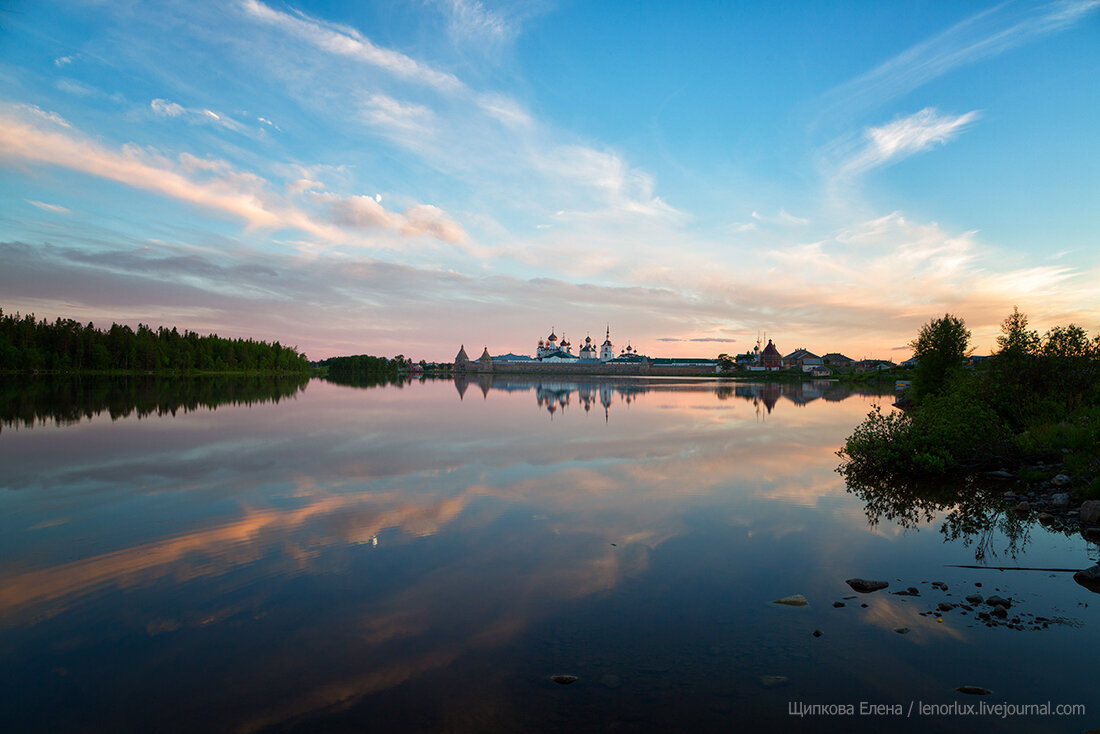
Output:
[
  {"xmin": 834, "ymin": 107, "xmax": 979, "ymax": 179},
  {"xmin": 320, "ymin": 194, "xmax": 467, "ymax": 244},
  {"xmin": 0, "ymin": 104, "xmax": 465, "ymax": 247},
  {"xmin": 240, "ymin": 0, "xmax": 464, "ymax": 93},
  {"xmin": 27, "ymin": 200, "xmax": 71, "ymax": 214},
  {"xmin": 436, "ymin": 0, "xmax": 511, "ymax": 42},
  {"xmin": 824, "ymin": 0, "xmax": 1100, "ymax": 117},
  {"xmin": 150, "ymin": 98, "xmax": 251, "ymax": 135},
  {"xmin": 752, "ymin": 209, "xmax": 810, "ymax": 226}
]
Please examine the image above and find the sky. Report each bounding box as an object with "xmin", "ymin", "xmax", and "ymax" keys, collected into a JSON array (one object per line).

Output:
[{"xmin": 1, "ymin": 0, "xmax": 1098, "ymax": 362}]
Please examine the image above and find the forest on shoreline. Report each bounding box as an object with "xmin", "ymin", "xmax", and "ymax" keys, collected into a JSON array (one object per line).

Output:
[{"xmin": 0, "ymin": 309, "xmax": 312, "ymax": 374}]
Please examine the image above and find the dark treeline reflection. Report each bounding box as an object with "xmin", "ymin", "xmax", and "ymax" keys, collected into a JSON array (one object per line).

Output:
[
  {"xmin": 322, "ymin": 373, "xmax": 420, "ymax": 389},
  {"xmin": 842, "ymin": 469, "xmax": 1035, "ymax": 561},
  {"xmin": 0, "ymin": 373, "xmax": 309, "ymax": 429},
  {"xmin": 452, "ymin": 373, "xmax": 893, "ymax": 417}
]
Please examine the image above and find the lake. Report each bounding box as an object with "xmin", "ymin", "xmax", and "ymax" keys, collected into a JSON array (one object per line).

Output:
[{"xmin": 1, "ymin": 376, "xmax": 1095, "ymax": 732}]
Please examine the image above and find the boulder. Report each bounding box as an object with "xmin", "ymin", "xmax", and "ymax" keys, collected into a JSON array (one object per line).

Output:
[
  {"xmin": 1080, "ymin": 500, "xmax": 1100, "ymax": 525},
  {"xmin": 1051, "ymin": 474, "xmax": 1070, "ymax": 487},
  {"xmin": 956, "ymin": 686, "xmax": 993, "ymax": 695},
  {"xmin": 846, "ymin": 578, "xmax": 888, "ymax": 593},
  {"xmin": 1073, "ymin": 565, "xmax": 1100, "ymax": 594},
  {"xmin": 1052, "ymin": 493, "xmax": 1070, "ymax": 507}
]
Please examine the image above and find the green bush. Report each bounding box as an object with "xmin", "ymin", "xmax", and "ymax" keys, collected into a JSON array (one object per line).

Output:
[{"xmin": 838, "ymin": 374, "xmax": 1009, "ymax": 478}]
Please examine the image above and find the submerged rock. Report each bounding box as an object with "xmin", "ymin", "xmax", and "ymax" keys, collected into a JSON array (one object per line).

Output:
[
  {"xmin": 812, "ymin": 629, "xmax": 823, "ymax": 638},
  {"xmin": 846, "ymin": 578, "xmax": 889, "ymax": 593},
  {"xmin": 1073, "ymin": 565, "xmax": 1100, "ymax": 594},
  {"xmin": 552, "ymin": 675, "xmax": 578, "ymax": 685},
  {"xmin": 759, "ymin": 675, "xmax": 789, "ymax": 688},
  {"xmin": 894, "ymin": 627, "xmax": 910, "ymax": 634},
  {"xmin": 772, "ymin": 594, "xmax": 809, "ymax": 607},
  {"xmin": 956, "ymin": 686, "xmax": 993, "ymax": 695},
  {"xmin": 833, "ymin": 601, "xmax": 846, "ymax": 608}
]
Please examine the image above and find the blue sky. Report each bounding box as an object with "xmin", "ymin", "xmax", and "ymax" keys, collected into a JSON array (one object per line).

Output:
[{"xmin": 2, "ymin": 0, "xmax": 1098, "ymax": 360}]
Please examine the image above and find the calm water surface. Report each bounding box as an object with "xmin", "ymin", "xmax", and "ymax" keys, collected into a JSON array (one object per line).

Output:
[{"xmin": 1, "ymin": 376, "xmax": 1096, "ymax": 733}]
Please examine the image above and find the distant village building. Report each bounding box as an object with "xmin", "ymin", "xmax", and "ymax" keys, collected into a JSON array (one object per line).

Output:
[
  {"xmin": 782, "ymin": 348, "xmax": 823, "ymax": 372},
  {"xmin": 854, "ymin": 359, "xmax": 895, "ymax": 373},
  {"xmin": 760, "ymin": 339, "xmax": 782, "ymax": 369},
  {"xmin": 822, "ymin": 353, "xmax": 854, "ymax": 367}
]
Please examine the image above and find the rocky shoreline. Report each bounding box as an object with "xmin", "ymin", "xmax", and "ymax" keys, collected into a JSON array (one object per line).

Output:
[{"xmin": 985, "ymin": 462, "xmax": 1100, "ymax": 544}]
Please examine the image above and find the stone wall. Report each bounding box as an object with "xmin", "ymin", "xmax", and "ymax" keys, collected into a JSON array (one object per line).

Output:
[{"xmin": 458, "ymin": 362, "xmax": 716, "ymax": 377}]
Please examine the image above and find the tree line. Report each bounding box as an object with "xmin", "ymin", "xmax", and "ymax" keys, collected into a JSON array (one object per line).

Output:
[
  {"xmin": 318, "ymin": 354, "xmax": 408, "ymax": 381},
  {"xmin": 839, "ymin": 308, "xmax": 1099, "ymax": 479},
  {"xmin": 0, "ymin": 309, "xmax": 312, "ymax": 374}
]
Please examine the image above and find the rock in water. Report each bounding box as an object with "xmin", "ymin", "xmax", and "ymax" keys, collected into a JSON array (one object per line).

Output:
[
  {"xmin": 986, "ymin": 595, "xmax": 1011, "ymax": 609},
  {"xmin": 846, "ymin": 578, "xmax": 888, "ymax": 593},
  {"xmin": 759, "ymin": 675, "xmax": 789, "ymax": 688},
  {"xmin": 894, "ymin": 627, "xmax": 910, "ymax": 634},
  {"xmin": 552, "ymin": 675, "xmax": 578, "ymax": 685},
  {"xmin": 812, "ymin": 630, "xmax": 823, "ymax": 637},
  {"xmin": 956, "ymin": 686, "xmax": 992, "ymax": 695},
  {"xmin": 772, "ymin": 594, "xmax": 809, "ymax": 607},
  {"xmin": 1073, "ymin": 565, "xmax": 1100, "ymax": 594}
]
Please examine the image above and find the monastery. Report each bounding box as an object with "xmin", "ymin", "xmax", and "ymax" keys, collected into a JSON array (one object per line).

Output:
[{"xmin": 454, "ymin": 326, "xmax": 715, "ymax": 375}]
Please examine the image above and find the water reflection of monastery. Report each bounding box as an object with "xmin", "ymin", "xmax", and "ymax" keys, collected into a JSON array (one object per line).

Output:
[{"xmin": 452, "ymin": 375, "xmax": 877, "ymax": 420}]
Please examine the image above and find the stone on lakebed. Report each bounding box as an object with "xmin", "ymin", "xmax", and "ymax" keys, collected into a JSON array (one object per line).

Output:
[{"xmin": 846, "ymin": 578, "xmax": 889, "ymax": 593}]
